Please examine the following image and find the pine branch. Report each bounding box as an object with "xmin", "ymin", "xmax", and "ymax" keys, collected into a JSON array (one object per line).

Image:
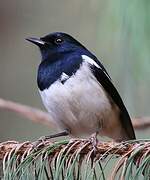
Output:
[
  {"xmin": 0, "ymin": 139, "xmax": 149, "ymax": 179},
  {"xmin": 0, "ymin": 139, "xmax": 144, "ymax": 160},
  {"xmin": 0, "ymin": 98, "xmax": 150, "ymax": 130}
]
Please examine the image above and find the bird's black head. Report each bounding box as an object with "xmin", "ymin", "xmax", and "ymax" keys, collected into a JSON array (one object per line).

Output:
[
  {"xmin": 26, "ymin": 32, "xmax": 92, "ymax": 90},
  {"xmin": 26, "ymin": 32, "xmax": 87, "ymax": 61},
  {"xmin": 26, "ymin": 32, "xmax": 101, "ymax": 91}
]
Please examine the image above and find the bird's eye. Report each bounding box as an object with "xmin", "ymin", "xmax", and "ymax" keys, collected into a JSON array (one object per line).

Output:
[{"xmin": 55, "ymin": 38, "xmax": 63, "ymax": 44}]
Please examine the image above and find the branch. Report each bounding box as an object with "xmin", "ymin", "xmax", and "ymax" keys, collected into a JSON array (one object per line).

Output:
[
  {"xmin": 0, "ymin": 139, "xmax": 149, "ymax": 179},
  {"xmin": 0, "ymin": 139, "xmax": 149, "ymax": 161},
  {"xmin": 0, "ymin": 98, "xmax": 150, "ymax": 130},
  {"xmin": 132, "ymin": 117, "xmax": 150, "ymax": 129},
  {"xmin": 0, "ymin": 98, "xmax": 57, "ymax": 128}
]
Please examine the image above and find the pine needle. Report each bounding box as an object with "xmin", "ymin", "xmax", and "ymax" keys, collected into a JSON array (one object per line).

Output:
[{"xmin": 0, "ymin": 139, "xmax": 149, "ymax": 180}]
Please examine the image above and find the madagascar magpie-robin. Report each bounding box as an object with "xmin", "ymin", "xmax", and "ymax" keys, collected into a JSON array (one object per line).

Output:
[{"xmin": 26, "ymin": 32, "xmax": 136, "ymax": 142}]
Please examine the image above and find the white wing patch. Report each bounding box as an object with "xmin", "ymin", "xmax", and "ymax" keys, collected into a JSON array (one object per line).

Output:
[
  {"xmin": 82, "ymin": 55, "xmax": 111, "ymax": 80},
  {"xmin": 81, "ymin": 55, "xmax": 101, "ymax": 69},
  {"xmin": 60, "ymin": 72, "xmax": 69, "ymax": 82}
]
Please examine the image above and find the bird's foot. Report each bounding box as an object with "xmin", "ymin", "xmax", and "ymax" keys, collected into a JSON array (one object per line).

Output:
[
  {"xmin": 32, "ymin": 130, "xmax": 69, "ymax": 150},
  {"xmin": 89, "ymin": 132, "xmax": 98, "ymax": 157}
]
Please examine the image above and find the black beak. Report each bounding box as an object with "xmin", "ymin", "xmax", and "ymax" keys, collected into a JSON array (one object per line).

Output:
[{"xmin": 26, "ymin": 37, "xmax": 45, "ymax": 46}]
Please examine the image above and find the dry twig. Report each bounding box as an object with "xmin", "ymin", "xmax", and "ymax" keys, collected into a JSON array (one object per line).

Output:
[{"xmin": 0, "ymin": 98, "xmax": 57, "ymax": 128}]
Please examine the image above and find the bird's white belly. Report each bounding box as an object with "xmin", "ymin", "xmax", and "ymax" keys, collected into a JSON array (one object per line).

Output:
[{"xmin": 39, "ymin": 64, "xmax": 120, "ymax": 138}]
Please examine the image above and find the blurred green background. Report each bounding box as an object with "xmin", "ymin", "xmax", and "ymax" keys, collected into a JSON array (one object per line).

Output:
[{"xmin": 0, "ymin": 0, "xmax": 149, "ymax": 142}]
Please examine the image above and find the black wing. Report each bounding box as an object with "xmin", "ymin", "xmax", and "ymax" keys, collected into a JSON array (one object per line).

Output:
[{"xmin": 90, "ymin": 59, "xmax": 136, "ymax": 140}]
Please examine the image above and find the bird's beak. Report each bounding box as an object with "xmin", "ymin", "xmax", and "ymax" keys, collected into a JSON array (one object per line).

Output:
[{"xmin": 26, "ymin": 37, "xmax": 45, "ymax": 46}]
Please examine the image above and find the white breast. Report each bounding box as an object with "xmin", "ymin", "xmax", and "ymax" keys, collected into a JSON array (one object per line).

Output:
[{"xmin": 39, "ymin": 61, "xmax": 122, "ymax": 139}]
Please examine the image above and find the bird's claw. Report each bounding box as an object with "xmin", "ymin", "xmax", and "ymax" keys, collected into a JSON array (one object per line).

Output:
[
  {"xmin": 89, "ymin": 132, "xmax": 99, "ymax": 157},
  {"xmin": 32, "ymin": 136, "xmax": 48, "ymax": 151}
]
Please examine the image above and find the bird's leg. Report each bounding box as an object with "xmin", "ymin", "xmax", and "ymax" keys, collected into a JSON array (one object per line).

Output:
[
  {"xmin": 43, "ymin": 130, "xmax": 69, "ymax": 140},
  {"xmin": 90, "ymin": 132, "xmax": 98, "ymax": 148},
  {"xmin": 90, "ymin": 120, "xmax": 102, "ymax": 150},
  {"xmin": 33, "ymin": 130, "xmax": 69, "ymax": 148},
  {"xmin": 89, "ymin": 132, "xmax": 99, "ymax": 165}
]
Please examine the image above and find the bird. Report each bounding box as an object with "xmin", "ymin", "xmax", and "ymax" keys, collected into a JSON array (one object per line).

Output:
[{"xmin": 26, "ymin": 32, "xmax": 136, "ymax": 142}]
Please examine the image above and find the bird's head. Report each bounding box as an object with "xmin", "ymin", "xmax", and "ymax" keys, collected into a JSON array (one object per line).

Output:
[{"xmin": 26, "ymin": 32, "xmax": 87, "ymax": 61}]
